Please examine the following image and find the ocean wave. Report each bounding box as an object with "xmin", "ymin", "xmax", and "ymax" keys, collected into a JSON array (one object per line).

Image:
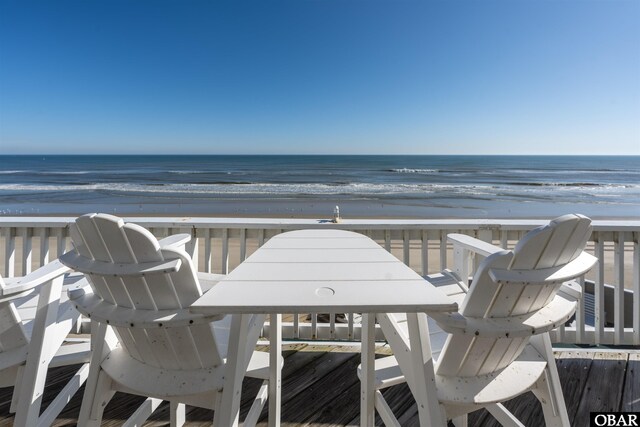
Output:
[
  {"xmin": 389, "ymin": 168, "xmax": 439, "ymax": 174},
  {"xmin": 479, "ymin": 169, "xmax": 640, "ymax": 175},
  {"xmin": 506, "ymin": 182, "xmax": 602, "ymax": 187},
  {"xmin": 1, "ymin": 182, "xmax": 639, "ymax": 197},
  {"xmin": 167, "ymin": 170, "xmax": 237, "ymax": 175}
]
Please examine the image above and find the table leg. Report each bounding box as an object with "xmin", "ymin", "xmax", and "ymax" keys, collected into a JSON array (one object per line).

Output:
[
  {"xmin": 214, "ymin": 314, "xmax": 251, "ymax": 427},
  {"xmin": 268, "ymin": 314, "xmax": 282, "ymax": 427},
  {"xmin": 406, "ymin": 313, "xmax": 446, "ymax": 427},
  {"xmin": 360, "ymin": 313, "xmax": 376, "ymax": 427}
]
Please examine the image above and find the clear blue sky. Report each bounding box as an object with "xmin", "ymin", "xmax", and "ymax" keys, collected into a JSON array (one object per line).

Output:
[{"xmin": 1, "ymin": 0, "xmax": 638, "ymax": 155}]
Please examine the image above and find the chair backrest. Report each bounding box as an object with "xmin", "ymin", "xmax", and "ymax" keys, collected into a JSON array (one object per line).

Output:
[
  {"xmin": 436, "ymin": 214, "xmax": 592, "ymax": 377},
  {"xmin": 69, "ymin": 213, "xmax": 226, "ymax": 370}
]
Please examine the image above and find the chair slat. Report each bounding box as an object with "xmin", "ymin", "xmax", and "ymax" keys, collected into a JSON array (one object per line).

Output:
[
  {"xmin": 476, "ymin": 338, "xmax": 512, "ymax": 375},
  {"xmin": 165, "ymin": 327, "xmax": 203, "ymax": 369},
  {"xmin": 457, "ymin": 337, "xmax": 497, "ymax": 377},
  {"xmin": 561, "ymin": 216, "xmax": 592, "ymax": 264},
  {"xmin": 144, "ymin": 328, "xmax": 181, "ymax": 370},
  {"xmin": 535, "ymin": 215, "xmax": 582, "ymax": 268},
  {"xmin": 75, "ymin": 216, "xmax": 112, "ymax": 262},
  {"xmin": 87, "ymin": 217, "xmax": 135, "ymax": 308},
  {"xmin": 93, "ymin": 216, "xmax": 137, "ymax": 263},
  {"xmin": 509, "ymin": 226, "xmax": 553, "ymax": 270},
  {"xmin": 123, "ymin": 224, "xmax": 162, "ymax": 263},
  {"xmin": 114, "ymin": 328, "xmax": 143, "ymax": 361},
  {"xmin": 123, "ymin": 327, "xmax": 161, "ymax": 366},
  {"xmin": 460, "ymin": 252, "xmax": 513, "ymax": 317}
]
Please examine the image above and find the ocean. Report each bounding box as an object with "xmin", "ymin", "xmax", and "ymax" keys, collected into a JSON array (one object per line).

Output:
[{"xmin": 0, "ymin": 155, "xmax": 638, "ymax": 219}]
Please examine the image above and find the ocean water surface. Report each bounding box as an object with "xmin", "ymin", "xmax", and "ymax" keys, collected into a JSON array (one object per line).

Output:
[{"xmin": 0, "ymin": 155, "xmax": 638, "ymax": 218}]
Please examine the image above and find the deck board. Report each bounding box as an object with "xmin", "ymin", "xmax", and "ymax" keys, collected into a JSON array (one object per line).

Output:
[
  {"xmin": 573, "ymin": 352, "xmax": 628, "ymax": 427},
  {"xmin": 0, "ymin": 346, "xmax": 635, "ymax": 426},
  {"xmin": 621, "ymin": 353, "xmax": 640, "ymax": 412}
]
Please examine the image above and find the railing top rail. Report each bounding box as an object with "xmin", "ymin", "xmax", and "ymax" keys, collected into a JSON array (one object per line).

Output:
[{"xmin": 0, "ymin": 216, "xmax": 639, "ymax": 231}]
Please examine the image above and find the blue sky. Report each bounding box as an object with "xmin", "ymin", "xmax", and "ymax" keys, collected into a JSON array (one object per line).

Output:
[{"xmin": 1, "ymin": 0, "xmax": 638, "ymax": 155}]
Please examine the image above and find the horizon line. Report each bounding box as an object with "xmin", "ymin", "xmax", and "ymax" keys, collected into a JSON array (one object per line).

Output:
[{"xmin": 0, "ymin": 153, "xmax": 638, "ymax": 157}]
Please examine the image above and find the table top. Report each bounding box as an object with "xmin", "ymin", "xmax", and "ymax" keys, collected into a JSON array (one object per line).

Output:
[{"xmin": 190, "ymin": 229, "xmax": 458, "ymax": 314}]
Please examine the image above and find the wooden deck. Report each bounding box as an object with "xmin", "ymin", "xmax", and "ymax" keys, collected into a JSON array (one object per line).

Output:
[{"xmin": 0, "ymin": 344, "xmax": 637, "ymax": 426}]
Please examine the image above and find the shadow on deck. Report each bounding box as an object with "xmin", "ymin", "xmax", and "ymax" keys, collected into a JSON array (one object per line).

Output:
[{"xmin": 0, "ymin": 344, "xmax": 637, "ymax": 426}]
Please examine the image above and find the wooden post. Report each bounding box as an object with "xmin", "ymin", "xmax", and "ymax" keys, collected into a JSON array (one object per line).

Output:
[
  {"xmin": 614, "ymin": 232, "xmax": 625, "ymax": 345},
  {"xmin": 360, "ymin": 313, "xmax": 376, "ymax": 427},
  {"xmin": 214, "ymin": 314, "xmax": 251, "ymax": 427},
  {"xmin": 269, "ymin": 314, "xmax": 282, "ymax": 427},
  {"xmin": 406, "ymin": 313, "xmax": 446, "ymax": 427}
]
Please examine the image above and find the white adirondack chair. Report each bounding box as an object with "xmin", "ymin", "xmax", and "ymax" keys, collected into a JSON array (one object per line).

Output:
[
  {"xmin": 0, "ymin": 260, "xmax": 91, "ymax": 427},
  {"xmin": 60, "ymin": 213, "xmax": 275, "ymax": 426},
  {"xmin": 363, "ymin": 214, "xmax": 597, "ymax": 426}
]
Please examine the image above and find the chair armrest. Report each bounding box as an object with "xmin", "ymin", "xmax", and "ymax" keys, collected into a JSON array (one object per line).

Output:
[
  {"xmin": 489, "ymin": 252, "xmax": 598, "ymax": 285},
  {"xmin": 430, "ymin": 292, "xmax": 577, "ymax": 338},
  {"xmin": 0, "ymin": 259, "xmax": 70, "ymax": 298},
  {"xmin": 197, "ymin": 272, "xmax": 226, "ymax": 293},
  {"xmin": 68, "ymin": 287, "xmax": 225, "ymax": 328},
  {"xmin": 425, "ymin": 269, "xmax": 469, "ymax": 294},
  {"xmin": 60, "ymin": 251, "xmax": 182, "ymax": 277},
  {"xmin": 447, "ymin": 234, "xmax": 503, "ymax": 257},
  {"xmin": 158, "ymin": 233, "xmax": 192, "ymax": 249},
  {"xmin": 558, "ymin": 280, "xmax": 582, "ymax": 301}
]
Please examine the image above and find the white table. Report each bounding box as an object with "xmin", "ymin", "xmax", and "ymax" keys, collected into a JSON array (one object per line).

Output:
[{"xmin": 190, "ymin": 229, "xmax": 458, "ymax": 427}]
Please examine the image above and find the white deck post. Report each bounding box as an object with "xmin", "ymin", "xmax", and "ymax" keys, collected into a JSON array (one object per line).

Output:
[
  {"xmin": 360, "ymin": 313, "xmax": 376, "ymax": 427},
  {"xmin": 269, "ymin": 313, "xmax": 282, "ymax": 427},
  {"xmin": 214, "ymin": 314, "xmax": 251, "ymax": 427},
  {"xmin": 406, "ymin": 312, "xmax": 446, "ymax": 427}
]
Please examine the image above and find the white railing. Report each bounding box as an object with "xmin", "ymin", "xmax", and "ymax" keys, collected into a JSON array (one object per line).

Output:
[{"xmin": 1, "ymin": 217, "xmax": 638, "ymax": 346}]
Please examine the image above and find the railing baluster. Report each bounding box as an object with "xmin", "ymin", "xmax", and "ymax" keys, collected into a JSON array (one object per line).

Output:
[
  {"xmin": 160, "ymin": 227, "xmax": 169, "ymax": 239},
  {"xmin": 384, "ymin": 230, "xmax": 391, "ymax": 252},
  {"xmin": 293, "ymin": 313, "xmax": 300, "ymax": 339},
  {"xmin": 613, "ymin": 232, "xmax": 625, "ymax": 345},
  {"xmin": 575, "ymin": 276, "xmax": 585, "ymax": 344},
  {"xmin": 440, "ymin": 230, "xmax": 447, "ymax": 271},
  {"xmin": 594, "ymin": 234, "xmax": 605, "ymax": 344},
  {"xmin": 20, "ymin": 227, "xmax": 32, "ymax": 275},
  {"xmin": 203, "ymin": 228, "xmax": 212, "ymax": 273},
  {"xmin": 500, "ymin": 230, "xmax": 508, "ymax": 249},
  {"xmin": 633, "ymin": 231, "xmax": 639, "ymax": 345},
  {"xmin": 330, "ymin": 314, "xmax": 336, "ymax": 339},
  {"xmin": 348, "ymin": 313, "xmax": 354, "ymax": 340},
  {"xmin": 39, "ymin": 227, "xmax": 50, "ymax": 267},
  {"xmin": 258, "ymin": 229, "xmax": 265, "ymax": 247},
  {"xmin": 310, "ymin": 314, "xmax": 317, "ymax": 340},
  {"xmin": 3, "ymin": 228, "xmax": 15, "ymax": 277},
  {"xmin": 221, "ymin": 228, "xmax": 229, "ymax": 275},
  {"xmin": 421, "ymin": 230, "xmax": 428, "ymax": 276},
  {"xmin": 239, "ymin": 229, "xmax": 247, "ymax": 262},
  {"xmin": 403, "ymin": 230, "xmax": 410, "ymax": 266},
  {"xmin": 55, "ymin": 228, "xmax": 67, "ymax": 258}
]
